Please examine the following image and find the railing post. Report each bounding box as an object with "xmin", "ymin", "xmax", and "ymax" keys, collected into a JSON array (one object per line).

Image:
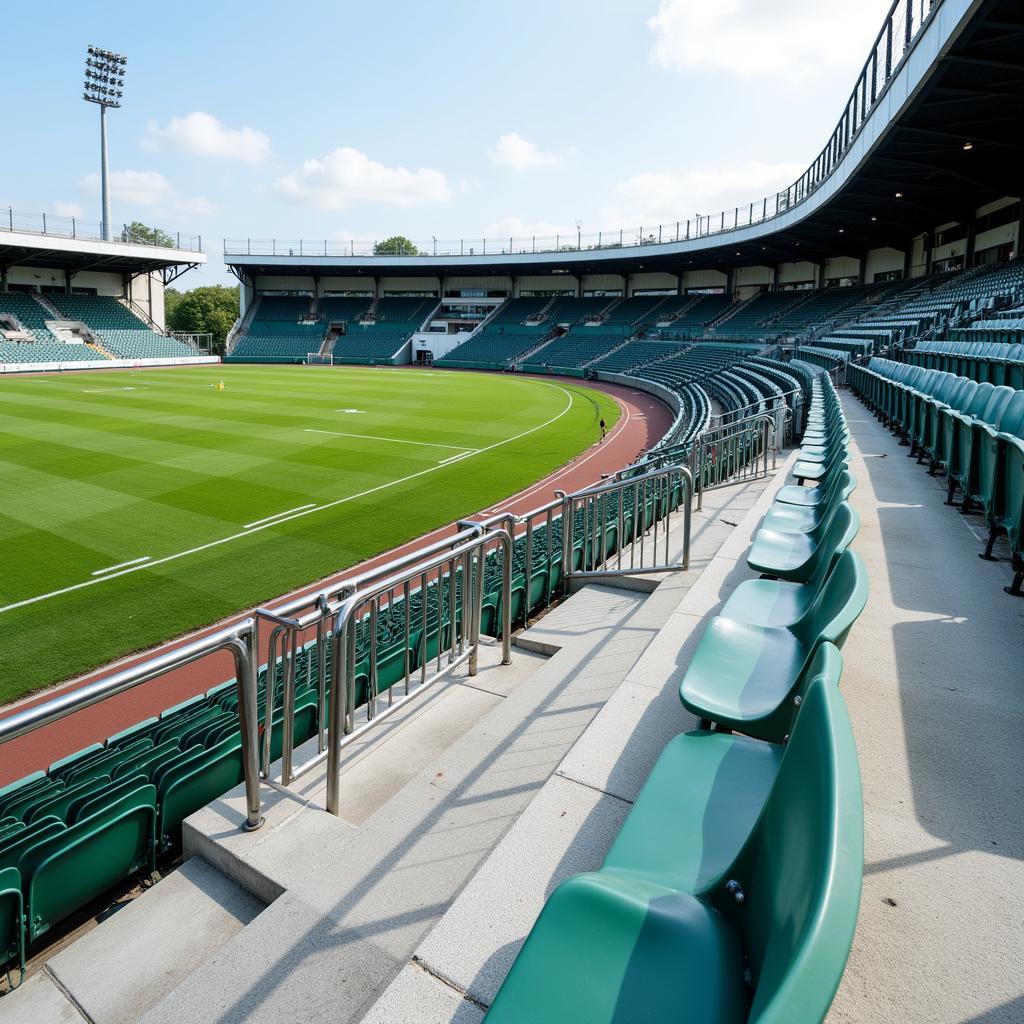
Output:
[
  {"xmin": 326, "ymin": 589, "xmax": 354, "ymax": 816},
  {"xmin": 233, "ymin": 628, "xmax": 264, "ymax": 831}
]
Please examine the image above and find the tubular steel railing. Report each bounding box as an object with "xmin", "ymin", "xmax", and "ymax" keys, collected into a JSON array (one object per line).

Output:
[
  {"xmin": 0, "ymin": 207, "xmax": 203, "ymax": 252},
  {"xmin": 0, "ymin": 621, "xmax": 265, "ymax": 832},
  {"xmin": 688, "ymin": 413, "xmax": 778, "ymax": 511},
  {"xmin": 560, "ymin": 463, "xmax": 693, "ymax": 581},
  {"xmin": 251, "ymin": 523, "xmax": 508, "ymax": 789},
  {"xmin": 223, "ymin": 0, "xmax": 942, "ymax": 264}
]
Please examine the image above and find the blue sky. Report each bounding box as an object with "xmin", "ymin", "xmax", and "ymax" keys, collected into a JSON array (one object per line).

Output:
[{"xmin": 3, "ymin": 0, "xmax": 891, "ymax": 287}]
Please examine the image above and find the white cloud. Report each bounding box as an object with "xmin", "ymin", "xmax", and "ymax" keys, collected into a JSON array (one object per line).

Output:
[
  {"xmin": 143, "ymin": 111, "xmax": 271, "ymax": 165},
  {"xmin": 81, "ymin": 169, "xmax": 175, "ymax": 207},
  {"xmin": 604, "ymin": 160, "xmax": 805, "ymax": 227},
  {"xmin": 648, "ymin": 0, "xmax": 887, "ymax": 82},
  {"xmin": 172, "ymin": 195, "xmax": 218, "ymax": 217},
  {"xmin": 52, "ymin": 201, "xmax": 83, "ymax": 218},
  {"xmin": 487, "ymin": 133, "xmax": 562, "ymax": 172},
  {"xmin": 272, "ymin": 147, "xmax": 451, "ymax": 210},
  {"xmin": 80, "ymin": 169, "xmax": 216, "ymax": 219}
]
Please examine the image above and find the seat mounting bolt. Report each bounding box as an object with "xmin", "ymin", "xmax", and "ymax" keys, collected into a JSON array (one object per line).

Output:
[{"xmin": 726, "ymin": 879, "xmax": 745, "ymax": 904}]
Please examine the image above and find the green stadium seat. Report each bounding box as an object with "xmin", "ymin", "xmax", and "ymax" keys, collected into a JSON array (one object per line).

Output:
[
  {"xmin": 20, "ymin": 786, "xmax": 156, "ymax": 942},
  {"xmin": 747, "ymin": 500, "xmax": 856, "ymax": 584},
  {"xmin": 679, "ymin": 551, "xmax": 867, "ymax": 743},
  {"xmin": 723, "ymin": 507, "xmax": 860, "ymax": 629},
  {"xmin": 0, "ymin": 866, "xmax": 24, "ymax": 984},
  {"xmin": 156, "ymin": 737, "xmax": 244, "ymax": 854},
  {"xmin": 484, "ymin": 659, "xmax": 863, "ymax": 1024}
]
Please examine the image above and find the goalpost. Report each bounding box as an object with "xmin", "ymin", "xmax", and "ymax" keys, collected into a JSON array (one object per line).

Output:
[{"xmin": 306, "ymin": 353, "xmax": 334, "ymax": 366}]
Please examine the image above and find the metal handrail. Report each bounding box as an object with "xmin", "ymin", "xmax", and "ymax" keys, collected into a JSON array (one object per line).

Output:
[
  {"xmin": 688, "ymin": 413, "xmax": 778, "ymax": 510},
  {"xmin": 0, "ymin": 620, "xmax": 263, "ymax": 832},
  {"xmin": 0, "ymin": 206, "xmax": 203, "ymax": 252},
  {"xmin": 323, "ymin": 528, "xmax": 512, "ymax": 815},
  {"xmin": 223, "ymin": 0, "xmax": 942, "ymax": 264},
  {"xmin": 561, "ymin": 462, "xmax": 694, "ymax": 580}
]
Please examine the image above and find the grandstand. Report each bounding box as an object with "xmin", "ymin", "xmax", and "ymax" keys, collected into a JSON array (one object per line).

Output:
[
  {"xmin": 0, "ymin": 230, "xmax": 210, "ymax": 370},
  {"xmin": 3, "ymin": 0, "xmax": 1024, "ymax": 1021}
]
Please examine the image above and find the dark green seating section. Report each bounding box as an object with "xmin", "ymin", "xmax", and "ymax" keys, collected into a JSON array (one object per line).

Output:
[
  {"xmin": 849, "ymin": 357, "xmax": 1024, "ymax": 596},
  {"xmin": 796, "ymin": 345, "xmax": 848, "ymax": 371},
  {"xmin": 229, "ymin": 295, "xmax": 325, "ymax": 361},
  {"xmin": 485, "ymin": 373, "xmax": 866, "ymax": 1024},
  {"xmin": 589, "ymin": 339, "xmax": 688, "ymax": 373},
  {"xmin": 333, "ymin": 296, "xmax": 434, "ymax": 364},
  {"xmin": 0, "ymin": 660, "xmax": 324, "ymax": 983},
  {"xmin": 44, "ymin": 294, "xmax": 195, "ymax": 360},
  {"xmin": 905, "ymin": 340, "xmax": 1024, "ymax": 390},
  {"xmin": 709, "ymin": 290, "xmax": 802, "ymax": 339}
]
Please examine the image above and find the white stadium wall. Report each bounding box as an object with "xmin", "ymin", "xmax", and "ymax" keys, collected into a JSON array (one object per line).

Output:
[
  {"xmin": 445, "ymin": 276, "xmax": 513, "ymax": 295},
  {"xmin": 864, "ymin": 247, "xmax": 906, "ymax": 281},
  {"xmin": 626, "ymin": 272, "xmax": 678, "ymax": 294}
]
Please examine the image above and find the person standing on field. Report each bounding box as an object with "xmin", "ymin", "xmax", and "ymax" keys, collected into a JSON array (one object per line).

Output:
[{"xmin": 599, "ymin": 417, "xmax": 607, "ymax": 441}]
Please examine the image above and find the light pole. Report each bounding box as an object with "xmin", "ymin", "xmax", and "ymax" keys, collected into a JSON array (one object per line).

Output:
[{"xmin": 83, "ymin": 45, "xmax": 127, "ymax": 242}]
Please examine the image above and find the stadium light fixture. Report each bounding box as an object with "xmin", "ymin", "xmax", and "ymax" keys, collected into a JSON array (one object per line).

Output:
[
  {"xmin": 83, "ymin": 45, "xmax": 128, "ymax": 242},
  {"xmin": 962, "ymin": 141, "xmax": 974, "ymax": 151},
  {"xmin": 895, "ymin": 192, "xmax": 904, "ymax": 198}
]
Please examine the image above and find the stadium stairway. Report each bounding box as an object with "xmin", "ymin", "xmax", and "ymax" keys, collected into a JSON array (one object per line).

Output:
[{"xmin": 0, "ymin": 469, "xmax": 786, "ymax": 1024}]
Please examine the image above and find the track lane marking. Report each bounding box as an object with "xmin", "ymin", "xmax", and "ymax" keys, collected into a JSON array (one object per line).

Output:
[{"xmin": 1, "ymin": 382, "xmax": 575, "ymax": 615}]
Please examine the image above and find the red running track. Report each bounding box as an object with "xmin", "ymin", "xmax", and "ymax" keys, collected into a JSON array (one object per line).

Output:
[{"xmin": 0, "ymin": 376, "xmax": 672, "ymax": 785}]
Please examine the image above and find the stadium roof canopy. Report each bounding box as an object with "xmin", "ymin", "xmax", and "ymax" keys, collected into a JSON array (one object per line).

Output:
[
  {"xmin": 225, "ymin": 0, "xmax": 1023, "ymax": 280},
  {"xmin": 0, "ymin": 221, "xmax": 206, "ymax": 284}
]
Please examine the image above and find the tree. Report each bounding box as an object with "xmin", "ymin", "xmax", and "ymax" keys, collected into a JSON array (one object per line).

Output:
[
  {"xmin": 163, "ymin": 287, "xmax": 185, "ymax": 323},
  {"xmin": 165, "ymin": 285, "xmax": 239, "ymax": 355},
  {"xmin": 121, "ymin": 221, "xmax": 176, "ymax": 247},
  {"xmin": 373, "ymin": 235, "xmax": 422, "ymax": 256}
]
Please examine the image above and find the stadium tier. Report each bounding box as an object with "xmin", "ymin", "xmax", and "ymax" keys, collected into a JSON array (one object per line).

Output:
[{"xmin": 0, "ymin": 292, "xmax": 199, "ymax": 364}]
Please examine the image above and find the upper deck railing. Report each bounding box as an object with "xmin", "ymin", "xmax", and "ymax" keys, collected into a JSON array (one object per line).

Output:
[
  {"xmin": 224, "ymin": 0, "xmax": 942, "ymax": 262},
  {"xmin": 1, "ymin": 206, "xmax": 203, "ymax": 253}
]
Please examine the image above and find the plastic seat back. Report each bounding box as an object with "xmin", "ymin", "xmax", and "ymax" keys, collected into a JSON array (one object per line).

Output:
[
  {"xmin": 718, "ymin": 664, "xmax": 863, "ymax": 1023},
  {"xmin": 795, "ymin": 550, "xmax": 869, "ymax": 649},
  {"xmin": 0, "ymin": 866, "xmax": 23, "ymax": 978},
  {"xmin": 156, "ymin": 737, "xmax": 244, "ymax": 853},
  {"xmin": 996, "ymin": 391, "xmax": 1024, "ymax": 439},
  {"xmin": 22, "ymin": 787, "xmax": 156, "ymax": 941}
]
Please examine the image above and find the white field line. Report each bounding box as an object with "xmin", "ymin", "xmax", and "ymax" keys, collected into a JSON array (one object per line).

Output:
[
  {"xmin": 0, "ymin": 382, "xmax": 575, "ymax": 615},
  {"xmin": 438, "ymin": 451, "xmax": 477, "ymax": 466},
  {"xmin": 304, "ymin": 428, "xmax": 475, "ymax": 452},
  {"xmin": 91, "ymin": 556, "xmax": 151, "ymax": 576},
  {"xmin": 244, "ymin": 504, "xmax": 316, "ymax": 529}
]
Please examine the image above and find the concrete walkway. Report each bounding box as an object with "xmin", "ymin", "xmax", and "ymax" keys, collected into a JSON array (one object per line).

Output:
[{"xmin": 829, "ymin": 394, "xmax": 1024, "ymax": 1024}]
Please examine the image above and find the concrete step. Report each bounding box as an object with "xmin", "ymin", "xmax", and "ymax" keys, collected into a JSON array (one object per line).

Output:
[{"xmin": 0, "ymin": 857, "xmax": 264, "ymax": 1024}]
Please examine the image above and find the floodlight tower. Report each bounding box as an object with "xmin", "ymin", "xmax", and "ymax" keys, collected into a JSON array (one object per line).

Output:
[{"xmin": 82, "ymin": 45, "xmax": 127, "ymax": 241}]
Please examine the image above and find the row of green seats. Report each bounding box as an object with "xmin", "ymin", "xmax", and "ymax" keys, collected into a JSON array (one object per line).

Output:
[
  {"xmin": 904, "ymin": 340, "xmax": 1024, "ymax": 390},
  {"xmin": 485, "ymin": 373, "xmax": 867, "ymax": 1023},
  {"xmin": 849, "ymin": 358, "xmax": 1024, "ymax": 596}
]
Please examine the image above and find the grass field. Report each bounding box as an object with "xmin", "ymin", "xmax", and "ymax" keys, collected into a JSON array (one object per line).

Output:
[{"xmin": 0, "ymin": 364, "xmax": 619, "ymax": 701}]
